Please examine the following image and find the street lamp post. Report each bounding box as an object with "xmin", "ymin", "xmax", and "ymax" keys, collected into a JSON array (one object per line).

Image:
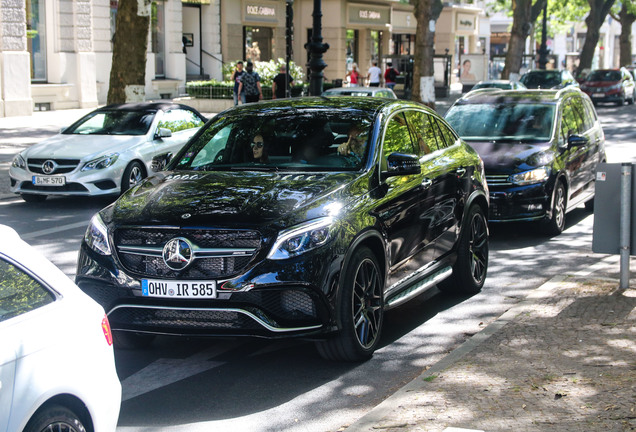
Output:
[
  {"xmin": 537, "ymin": 0, "xmax": 549, "ymax": 69},
  {"xmin": 305, "ymin": 0, "xmax": 329, "ymax": 96}
]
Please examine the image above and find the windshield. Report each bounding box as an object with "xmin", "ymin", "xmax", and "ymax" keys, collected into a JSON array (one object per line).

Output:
[
  {"xmin": 65, "ymin": 110, "xmax": 156, "ymax": 135},
  {"xmin": 520, "ymin": 72, "xmax": 561, "ymax": 88},
  {"xmin": 445, "ymin": 103, "xmax": 555, "ymax": 142},
  {"xmin": 586, "ymin": 70, "xmax": 621, "ymax": 82},
  {"xmin": 170, "ymin": 110, "xmax": 374, "ymax": 172}
]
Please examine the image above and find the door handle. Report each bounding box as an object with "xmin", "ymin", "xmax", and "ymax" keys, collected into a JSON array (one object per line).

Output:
[{"xmin": 422, "ymin": 179, "xmax": 432, "ymax": 189}]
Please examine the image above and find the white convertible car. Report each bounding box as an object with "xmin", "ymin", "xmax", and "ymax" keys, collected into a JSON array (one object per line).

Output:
[{"xmin": 9, "ymin": 102, "xmax": 206, "ymax": 202}]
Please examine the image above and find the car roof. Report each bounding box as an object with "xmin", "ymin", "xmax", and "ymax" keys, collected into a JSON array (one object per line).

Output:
[
  {"xmin": 98, "ymin": 101, "xmax": 200, "ymax": 113},
  {"xmin": 218, "ymin": 96, "xmax": 427, "ymax": 117},
  {"xmin": 454, "ymin": 88, "xmax": 580, "ymax": 105}
]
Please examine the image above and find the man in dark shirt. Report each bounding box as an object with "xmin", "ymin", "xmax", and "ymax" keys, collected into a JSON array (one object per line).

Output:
[{"xmin": 272, "ymin": 65, "xmax": 294, "ymax": 99}]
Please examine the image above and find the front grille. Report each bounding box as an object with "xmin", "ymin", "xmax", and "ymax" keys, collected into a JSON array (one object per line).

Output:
[
  {"xmin": 109, "ymin": 308, "xmax": 265, "ymax": 331},
  {"xmin": 486, "ymin": 174, "xmax": 512, "ymax": 186},
  {"xmin": 27, "ymin": 158, "xmax": 80, "ymax": 174},
  {"xmin": 115, "ymin": 227, "xmax": 262, "ymax": 279}
]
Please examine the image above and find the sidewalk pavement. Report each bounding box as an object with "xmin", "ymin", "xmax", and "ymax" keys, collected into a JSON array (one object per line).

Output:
[{"xmin": 344, "ymin": 258, "xmax": 636, "ymax": 432}]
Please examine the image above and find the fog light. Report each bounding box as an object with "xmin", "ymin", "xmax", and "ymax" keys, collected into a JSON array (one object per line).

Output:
[{"xmin": 523, "ymin": 203, "xmax": 543, "ymax": 211}]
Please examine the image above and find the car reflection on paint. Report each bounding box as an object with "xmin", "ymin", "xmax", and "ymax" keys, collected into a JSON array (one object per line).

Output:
[{"xmin": 76, "ymin": 97, "xmax": 489, "ymax": 362}]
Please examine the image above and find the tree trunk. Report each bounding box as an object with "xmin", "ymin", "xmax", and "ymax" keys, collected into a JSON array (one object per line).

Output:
[
  {"xmin": 107, "ymin": 0, "xmax": 151, "ymax": 104},
  {"xmin": 618, "ymin": 3, "xmax": 636, "ymax": 67},
  {"xmin": 576, "ymin": 0, "xmax": 616, "ymax": 76},
  {"xmin": 502, "ymin": 0, "xmax": 546, "ymax": 79},
  {"xmin": 411, "ymin": 0, "xmax": 443, "ymax": 109}
]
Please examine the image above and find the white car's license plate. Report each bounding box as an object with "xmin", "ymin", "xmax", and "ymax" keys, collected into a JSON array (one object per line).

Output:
[
  {"xmin": 141, "ymin": 279, "xmax": 217, "ymax": 299},
  {"xmin": 592, "ymin": 93, "xmax": 605, "ymax": 98},
  {"xmin": 32, "ymin": 175, "xmax": 66, "ymax": 186}
]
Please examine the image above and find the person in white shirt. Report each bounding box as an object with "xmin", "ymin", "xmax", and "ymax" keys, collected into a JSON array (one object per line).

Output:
[{"xmin": 367, "ymin": 61, "xmax": 382, "ymax": 87}]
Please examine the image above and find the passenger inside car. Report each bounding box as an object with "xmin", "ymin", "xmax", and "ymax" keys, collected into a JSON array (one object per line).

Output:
[{"xmin": 250, "ymin": 134, "xmax": 269, "ymax": 163}]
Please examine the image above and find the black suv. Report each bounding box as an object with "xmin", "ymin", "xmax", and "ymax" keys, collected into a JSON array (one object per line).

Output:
[
  {"xmin": 445, "ymin": 88, "xmax": 606, "ymax": 235},
  {"xmin": 77, "ymin": 98, "xmax": 489, "ymax": 362},
  {"xmin": 520, "ymin": 70, "xmax": 579, "ymax": 89}
]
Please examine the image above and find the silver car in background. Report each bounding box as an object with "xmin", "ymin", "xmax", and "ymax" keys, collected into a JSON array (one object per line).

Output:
[{"xmin": 9, "ymin": 102, "xmax": 206, "ymax": 202}]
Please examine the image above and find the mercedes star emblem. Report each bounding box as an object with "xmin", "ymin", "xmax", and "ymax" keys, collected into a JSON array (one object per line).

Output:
[
  {"xmin": 162, "ymin": 237, "xmax": 194, "ymax": 271},
  {"xmin": 42, "ymin": 160, "xmax": 57, "ymax": 174}
]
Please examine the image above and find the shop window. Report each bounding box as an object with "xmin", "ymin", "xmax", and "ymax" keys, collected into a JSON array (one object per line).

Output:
[
  {"xmin": 391, "ymin": 34, "xmax": 415, "ymax": 57},
  {"xmin": 152, "ymin": 1, "xmax": 166, "ymax": 78},
  {"xmin": 26, "ymin": 0, "xmax": 46, "ymax": 82},
  {"xmin": 244, "ymin": 27, "xmax": 273, "ymax": 62}
]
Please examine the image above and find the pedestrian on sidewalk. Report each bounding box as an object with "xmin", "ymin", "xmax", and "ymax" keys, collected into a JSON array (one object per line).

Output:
[
  {"xmin": 230, "ymin": 61, "xmax": 246, "ymax": 106},
  {"xmin": 272, "ymin": 65, "xmax": 294, "ymax": 99},
  {"xmin": 384, "ymin": 62, "xmax": 399, "ymax": 90},
  {"xmin": 367, "ymin": 61, "xmax": 382, "ymax": 87},
  {"xmin": 346, "ymin": 63, "xmax": 360, "ymax": 87},
  {"xmin": 238, "ymin": 61, "xmax": 263, "ymax": 103}
]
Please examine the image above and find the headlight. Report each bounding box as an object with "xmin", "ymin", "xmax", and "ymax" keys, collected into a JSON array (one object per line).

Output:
[
  {"xmin": 267, "ymin": 217, "xmax": 334, "ymax": 260},
  {"xmin": 508, "ymin": 166, "xmax": 551, "ymax": 186},
  {"xmin": 12, "ymin": 154, "xmax": 26, "ymax": 169},
  {"xmin": 81, "ymin": 153, "xmax": 119, "ymax": 171},
  {"xmin": 84, "ymin": 213, "xmax": 111, "ymax": 255}
]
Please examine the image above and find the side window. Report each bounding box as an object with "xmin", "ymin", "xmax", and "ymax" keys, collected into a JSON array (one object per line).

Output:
[
  {"xmin": 433, "ymin": 117, "xmax": 458, "ymax": 149},
  {"xmin": 404, "ymin": 111, "xmax": 440, "ymax": 155},
  {"xmin": 570, "ymin": 98, "xmax": 588, "ymax": 133},
  {"xmin": 383, "ymin": 113, "xmax": 417, "ymax": 157},
  {"xmin": 158, "ymin": 109, "xmax": 205, "ymax": 133},
  {"xmin": 560, "ymin": 100, "xmax": 581, "ymax": 141},
  {"xmin": 186, "ymin": 125, "xmax": 233, "ymax": 168},
  {"xmin": 0, "ymin": 258, "xmax": 54, "ymax": 322}
]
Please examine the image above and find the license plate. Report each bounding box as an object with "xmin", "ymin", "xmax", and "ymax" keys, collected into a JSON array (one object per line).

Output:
[
  {"xmin": 592, "ymin": 93, "xmax": 605, "ymax": 98},
  {"xmin": 141, "ymin": 279, "xmax": 217, "ymax": 299},
  {"xmin": 32, "ymin": 175, "xmax": 66, "ymax": 186}
]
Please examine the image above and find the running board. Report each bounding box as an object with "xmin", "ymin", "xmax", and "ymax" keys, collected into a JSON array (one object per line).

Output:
[{"xmin": 385, "ymin": 266, "xmax": 453, "ymax": 310}]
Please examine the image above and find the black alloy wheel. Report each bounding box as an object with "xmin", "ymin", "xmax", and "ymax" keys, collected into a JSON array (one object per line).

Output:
[
  {"xmin": 24, "ymin": 405, "xmax": 87, "ymax": 432},
  {"xmin": 438, "ymin": 204, "xmax": 488, "ymax": 295},
  {"xmin": 543, "ymin": 181, "xmax": 566, "ymax": 236},
  {"xmin": 316, "ymin": 247, "xmax": 384, "ymax": 362}
]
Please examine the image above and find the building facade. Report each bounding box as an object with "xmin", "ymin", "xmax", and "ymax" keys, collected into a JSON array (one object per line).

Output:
[{"xmin": 1, "ymin": 0, "xmax": 488, "ymax": 117}]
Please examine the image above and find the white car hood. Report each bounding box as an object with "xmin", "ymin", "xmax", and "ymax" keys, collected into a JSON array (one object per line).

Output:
[{"xmin": 23, "ymin": 133, "xmax": 148, "ymax": 161}]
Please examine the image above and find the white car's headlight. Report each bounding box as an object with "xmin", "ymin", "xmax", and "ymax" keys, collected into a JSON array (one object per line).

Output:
[
  {"xmin": 84, "ymin": 213, "xmax": 111, "ymax": 255},
  {"xmin": 509, "ymin": 166, "xmax": 551, "ymax": 186},
  {"xmin": 12, "ymin": 154, "xmax": 26, "ymax": 169},
  {"xmin": 81, "ymin": 153, "xmax": 120, "ymax": 171},
  {"xmin": 267, "ymin": 217, "xmax": 334, "ymax": 260}
]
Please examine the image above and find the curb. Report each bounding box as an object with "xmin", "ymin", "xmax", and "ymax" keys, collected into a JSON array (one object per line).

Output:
[{"xmin": 344, "ymin": 274, "xmax": 572, "ymax": 432}]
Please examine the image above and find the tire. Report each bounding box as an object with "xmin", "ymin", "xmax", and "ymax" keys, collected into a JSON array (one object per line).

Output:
[
  {"xmin": 542, "ymin": 181, "xmax": 566, "ymax": 236},
  {"xmin": 316, "ymin": 247, "xmax": 384, "ymax": 362},
  {"xmin": 121, "ymin": 161, "xmax": 145, "ymax": 194},
  {"xmin": 437, "ymin": 204, "xmax": 488, "ymax": 295},
  {"xmin": 24, "ymin": 404, "xmax": 87, "ymax": 432},
  {"xmin": 21, "ymin": 193, "xmax": 47, "ymax": 203},
  {"xmin": 113, "ymin": 331, "xmax": 155, "ymax": 349}
]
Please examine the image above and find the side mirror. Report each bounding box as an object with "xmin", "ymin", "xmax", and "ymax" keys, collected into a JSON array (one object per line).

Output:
[
  {"xmin": 567, "ymin": 134, "xmax": 588, "ymax": 147},
  {"xmin": 157, "ymin": 127, "xmax": 172, "ymax": 139},
  {"xmin": 382, "ymin": 152, "xmax": 421, "ymax": 179}
]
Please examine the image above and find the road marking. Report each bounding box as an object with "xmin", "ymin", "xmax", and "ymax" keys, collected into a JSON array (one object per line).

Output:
[
  {"xmin": 121, "ymin": 342, "xmax": 241, "ymax": 401},
  {"xmin": 20, "ymin": 221, "xmax": 89, "ymax": 240}
]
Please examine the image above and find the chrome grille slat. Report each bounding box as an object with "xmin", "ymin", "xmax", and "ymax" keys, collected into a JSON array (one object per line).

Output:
[
  {"xmin": 115, "ymin": 227, "xmax": 261, "ymax": 278},
  {"xmin": 486, "ymin": 174, "xmax": 512, "ymax": 186}
]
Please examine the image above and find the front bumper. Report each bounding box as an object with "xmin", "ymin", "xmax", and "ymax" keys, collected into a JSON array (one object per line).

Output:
[
  {"xmin": 75, "ymin": 242, "xmax": 339, "ymax": 338},
  {"xmin": 9, "ymin": 164, "xmax": 125, "ymax": 196},
  {"xmin": 487, "ymin": 182, "xmax": 552, "ymax": 222}
]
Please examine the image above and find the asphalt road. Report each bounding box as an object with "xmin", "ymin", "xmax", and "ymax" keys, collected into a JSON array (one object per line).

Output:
[{"xmin": 0, "ymin": 101, "xmax": 635, "ymax": 432}]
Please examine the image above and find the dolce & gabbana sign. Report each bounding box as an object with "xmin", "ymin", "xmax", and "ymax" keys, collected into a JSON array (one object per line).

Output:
[
  {"xmin": 243, "ymin": 0, "xmax": 280, "ymax": 24},
  {"xmin": 348, "ymin": 4, "xmax": 390, "ymax": 27}
]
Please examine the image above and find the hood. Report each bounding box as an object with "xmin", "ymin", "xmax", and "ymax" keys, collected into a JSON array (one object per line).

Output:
[
  {"xmin": 467, "ymin": 140, "xmax": 555, "ymax": 174},
  {"xmin": 23, "ymin": 134, "xmax": 147, "ymax": 160},
  {"xmin": 107, "ymin": 170, "xmax": 360, "ymax": 227}
]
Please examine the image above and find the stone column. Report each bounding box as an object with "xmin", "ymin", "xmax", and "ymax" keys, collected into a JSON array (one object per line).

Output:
[{"xmin": 0, "ymin": 0, "xmax": 33, "ymax": 117}]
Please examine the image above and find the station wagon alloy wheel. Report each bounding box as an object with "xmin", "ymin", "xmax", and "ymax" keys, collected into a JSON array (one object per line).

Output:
[{"xmin": 469, "ymin": 209, "xmax": 488, "ymax": 285}]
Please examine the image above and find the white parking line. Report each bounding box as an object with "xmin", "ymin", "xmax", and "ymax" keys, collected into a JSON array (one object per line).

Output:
[{"xmin": 20, "ymin": 221, "xmax": 89, "ymax": 240}]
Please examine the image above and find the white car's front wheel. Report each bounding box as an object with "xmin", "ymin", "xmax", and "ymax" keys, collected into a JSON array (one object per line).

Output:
[{"xmin": 121, "ymin": 161, "xmax": 145, "ymax": 194}]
